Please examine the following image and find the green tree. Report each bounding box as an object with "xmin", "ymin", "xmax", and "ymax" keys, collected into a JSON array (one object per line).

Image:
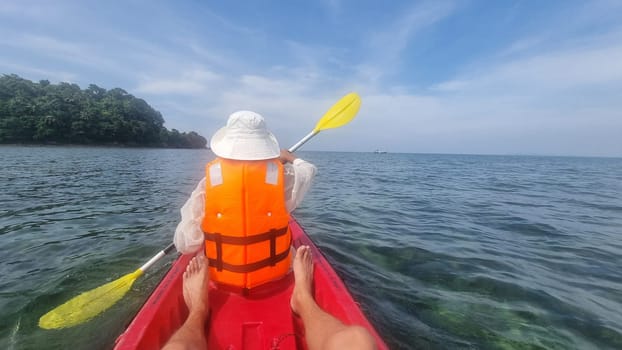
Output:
[{"xmin": 0, "ymin": 74, "xmax": 207, "ymax": 148}]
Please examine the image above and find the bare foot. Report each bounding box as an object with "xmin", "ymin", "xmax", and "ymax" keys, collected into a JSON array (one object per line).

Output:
[
  {"xmin": 183, "ymin": 254, "xmax": 209, "ymax": 318},
  {"xmin": 291, "ymin": 245, "xmax": 314, "ymax": 314}
]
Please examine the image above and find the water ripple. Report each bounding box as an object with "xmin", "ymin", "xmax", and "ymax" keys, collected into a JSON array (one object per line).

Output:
[{"xmin": 2, "ymin": 148, "xmax": 622, "ymax": 349}]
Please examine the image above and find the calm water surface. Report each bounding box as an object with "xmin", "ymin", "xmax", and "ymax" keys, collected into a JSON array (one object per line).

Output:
[{"xmin": 1, "ymin": 146, "xmax": 621, "ymax": 349}]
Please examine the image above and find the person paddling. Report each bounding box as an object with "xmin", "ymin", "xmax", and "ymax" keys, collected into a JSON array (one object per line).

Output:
[
  {"xmin": 174, "ymin": 111, "xmax": 317, "ymax": 289},
  {"xmin": 166, "ymin": 108, "xmax": 376, "ymax": 349}
]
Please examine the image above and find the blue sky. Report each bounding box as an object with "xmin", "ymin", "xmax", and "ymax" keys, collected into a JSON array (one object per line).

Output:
[{"xmin": 1, "ymin": 0, "xmax": 621, "ymax": 156}]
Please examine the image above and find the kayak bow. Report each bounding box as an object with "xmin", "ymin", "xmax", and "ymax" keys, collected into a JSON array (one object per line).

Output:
[{"xmin": 114, "ymin": 217, "xmax": 387, "ymax": 350}]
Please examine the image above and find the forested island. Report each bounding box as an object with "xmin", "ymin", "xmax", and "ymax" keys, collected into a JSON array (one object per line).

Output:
[{"xmin": 0, "ymin": 74, "xmax": 207, "ymax": 148}]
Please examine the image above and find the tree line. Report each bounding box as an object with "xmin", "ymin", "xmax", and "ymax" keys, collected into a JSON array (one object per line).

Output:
[{"xmin": 0, "ymin": 74, "xmax": 207, "ymax": 148}]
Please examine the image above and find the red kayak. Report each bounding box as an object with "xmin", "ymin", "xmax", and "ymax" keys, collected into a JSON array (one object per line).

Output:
[{"xmin": 114, "ymin": 217, "xmax": 388, "ymax": 349}]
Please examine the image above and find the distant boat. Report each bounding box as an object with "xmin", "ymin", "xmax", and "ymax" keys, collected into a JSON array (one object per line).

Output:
[{"xmin": 374, "ymin": 149, "xmax": 387, "ymax": 154}]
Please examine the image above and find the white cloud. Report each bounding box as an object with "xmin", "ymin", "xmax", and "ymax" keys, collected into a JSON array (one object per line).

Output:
[
  {"xmin": 357, "ymin": 30, "xmax": 622, "ymax": 156},
  {"xmin": 479, "ymin": 44, "xmax": 622, "ymax": 92},
  {"xmin": 0, "ymin": 60, "xmax": 77, "ymax": 83},
  {"xmin": 135, "ymin": 80, "xmax": 207, "ymax": 95},
  {"xmin": 358, "ymin": 1, "xmax": 456, "ymax": 83},
  {"xmin": 430, "ymin": 80, "xmax": 469, "ymax": 92},
  {"xmin": 135, "ymin": 68, "xmax": 222, "ymax": 95},
  {"xmin": 137, "ymin": 18, "xmax": 622, "ymax": 156},
  {"xmin": 0, "ymin": 33, "xmax": 117, "ymax": 72},
  {"xmin": 186, "ymin": 42, "xmax": 240, "ymax": 69},
  {"xmin": 1, "ymin": 1, "xmax": 620, "ymax": 156}
]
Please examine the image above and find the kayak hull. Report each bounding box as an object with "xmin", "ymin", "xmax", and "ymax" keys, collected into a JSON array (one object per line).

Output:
[{"xmin": 114, "ymin": 217, "xmax": 387, "ymax": 349}]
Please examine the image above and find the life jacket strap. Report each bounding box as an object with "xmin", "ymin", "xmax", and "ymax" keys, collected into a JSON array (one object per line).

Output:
[
  {"xmin": 205, "ymin": 226, "xmax": 290, "ymax": 272},
  {"xmin": 204, "ymin": 226, "xmax": 288, "ymax": 245},
  {"xmin": 207, "ymin": 246, "xmax": 290, "ymax": 274},
  {"xmin": 214, "ymin": 232, "xmax": 223, "ymax": 271}
]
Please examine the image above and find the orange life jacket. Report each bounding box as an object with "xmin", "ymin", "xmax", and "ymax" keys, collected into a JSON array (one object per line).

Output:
[{"xmin": 201, "ymin": 157, "xmax": 292, "ymax": 289}]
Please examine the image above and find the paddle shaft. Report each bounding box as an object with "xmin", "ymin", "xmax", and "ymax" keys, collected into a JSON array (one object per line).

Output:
[
  {"xmin": 139, "ymin": 243, "xmax": 176, "ymax": 272},
  {"xmin": 288, "ymin": 130, "xmax": 318, "ymax": 153}
]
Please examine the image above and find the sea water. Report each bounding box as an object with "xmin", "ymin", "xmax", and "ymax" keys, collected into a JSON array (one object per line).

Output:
[{"xmin": 1, "ymin": 146, "xmax": 621, "ymax": 349}]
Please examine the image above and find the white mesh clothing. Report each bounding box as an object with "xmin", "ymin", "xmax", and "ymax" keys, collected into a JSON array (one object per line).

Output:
[{"xmin": 173, "ymin": 158, "xmax": 317, "ymax": 254}]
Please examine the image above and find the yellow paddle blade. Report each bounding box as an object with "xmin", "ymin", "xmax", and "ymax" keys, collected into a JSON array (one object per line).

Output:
[
  {"xmin": 39, "ymin": 269, "xmax": 143, "ymax": 329},
  {"xmin": 313, "ymin": 92, "xmax": 361, "ymax": 133}
]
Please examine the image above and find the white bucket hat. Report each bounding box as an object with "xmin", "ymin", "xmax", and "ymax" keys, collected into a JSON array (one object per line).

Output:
[{"xmin": 210, "ymin": 111, "xmax": 280, "ymax": 160}]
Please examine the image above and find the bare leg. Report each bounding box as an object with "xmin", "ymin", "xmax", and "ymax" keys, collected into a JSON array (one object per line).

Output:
[
  {"xmin": 162, "ymin": 254, "xmax": 210, "ymax": 350},
  {"xmin": 291, "ymin": 245, "xmax": 376, "ymax": 350}
]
